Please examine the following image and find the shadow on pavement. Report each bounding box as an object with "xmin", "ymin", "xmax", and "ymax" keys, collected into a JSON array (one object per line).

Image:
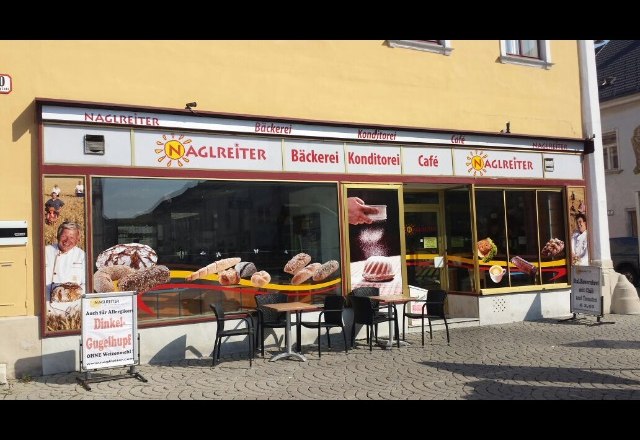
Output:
[
  {"xmin": 420, "ymin": 360, "xmax": 640, "ymax": 385},
  {"xmin": 463, "ymin": 379, "xmax": 640, "ymax": 400}
]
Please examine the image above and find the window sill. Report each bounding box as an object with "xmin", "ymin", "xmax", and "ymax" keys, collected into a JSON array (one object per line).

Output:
[
  {"xmin": 388, "ymin": 40, "xmax": 453, "ymax": 56},
  {"xmin": 499, "ymin": 54, "xmax": 553, "ymax": 69},
  {"xmin": 605, "ymin": 168, "xmax": 623, "ymax": 175},
  {"xmin": 480, "ymin": 283, "xmax": 569, "ymax": 295}
]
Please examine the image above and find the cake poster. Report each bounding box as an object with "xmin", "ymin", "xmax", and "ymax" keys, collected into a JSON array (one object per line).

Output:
[
  {"xmin": 346, "ymin": 186, "xmax": 404, "ymax": 295},
  {"xmin": 42, "ymin": 175, "xmax": 88, "ymax": 334}
]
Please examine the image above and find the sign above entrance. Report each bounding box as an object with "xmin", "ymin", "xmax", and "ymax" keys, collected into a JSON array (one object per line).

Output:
[
  {"xmin": 44, "ymin": 123, "xmax": 584, "ymax": 180},
  {"xmin": 452, "ymin": 149, "xmax": 544, "ymax": 179},
  {"xmin": 41, "ymin": 104, "xmax": 586, "ymax": 153}
]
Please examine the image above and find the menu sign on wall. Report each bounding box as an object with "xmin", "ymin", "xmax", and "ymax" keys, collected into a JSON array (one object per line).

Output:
[{"xmin": 81, "ymin": 292, "xmax": 137, "ymax": 370}]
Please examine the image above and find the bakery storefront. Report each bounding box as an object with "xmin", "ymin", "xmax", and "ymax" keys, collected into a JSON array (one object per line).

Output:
[{"xmin": 39, "ymin": 99, "xmax": 587, "ymax": 360}]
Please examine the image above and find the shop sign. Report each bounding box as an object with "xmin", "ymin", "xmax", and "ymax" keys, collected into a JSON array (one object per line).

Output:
[
  {"xmin": 452, "ymin": 149, "xmax": 543, "ymax": 178},
  {"xmin": 283, "ymin": 140, "xmax": 345, "ymax": 173},
  {"xmin": 134, "ymin": 132, "xmax": 283, "ymax": 172},
  {"xmin": 42, "ymin": 105, "xmax": 586, "ymax": 152},
  {"xmin": 0, "ymin": 74, "xmax": 11, "ymax": 94},
  {"xmin": 402, "ymin": 147, "xmax": 453, "ymax": 176},
  {"xmin": 570, "ymin": 265, "xmax": 602, "ymax": 316},
  {"xmin": 81, "ymin": 292, "xmax": 137, "ymax": 370},
  {"xmin": 346, "ymin": 144, "xmax": 401, "ymax": 175}
]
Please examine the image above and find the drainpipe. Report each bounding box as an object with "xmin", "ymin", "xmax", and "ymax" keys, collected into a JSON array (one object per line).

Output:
[{"xmin": 578, "ymin": 40, "xmax": 615, "ymax": 310}]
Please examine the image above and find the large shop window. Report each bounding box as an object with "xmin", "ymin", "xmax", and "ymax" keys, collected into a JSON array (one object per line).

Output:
[
  {"xmin": 444, "ymin": 188, "xmax": 475, "ymax": 293},
  {"xmin": 92, "ymin": 178, "xmax": 341, "ymax": 323},
  {"xmin": 475, "ymin": 188, "xmax": 568, "ymax": 290}
]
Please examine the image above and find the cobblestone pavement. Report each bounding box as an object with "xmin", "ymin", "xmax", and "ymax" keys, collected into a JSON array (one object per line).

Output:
[{"xmin": 3, "ymin": 315, "xmax": 640, "ymax": 400}]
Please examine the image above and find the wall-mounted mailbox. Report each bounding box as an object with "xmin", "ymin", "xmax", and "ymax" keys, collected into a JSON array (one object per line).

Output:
[{"xmin": 0, "ymin": 221, "xmax": 28, "ymax": 246}]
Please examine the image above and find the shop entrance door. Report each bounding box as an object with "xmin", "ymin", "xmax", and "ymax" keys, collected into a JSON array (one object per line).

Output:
[{"xmin": 404, "ymin": 206, "xmax": 446, "ymax": 291}]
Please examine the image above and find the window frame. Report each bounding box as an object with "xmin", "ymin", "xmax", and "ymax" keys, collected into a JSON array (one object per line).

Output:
[
  {"xmin": 388, "ymin": 40, "xmax": 453, "ymax": 56},
  {"xmin": 602, "ymin": 129, "xmax": 621, "ymax": 173},
  {"xmin": 499, "ymin": 40, "xmax": 553, "ymax": 69}
]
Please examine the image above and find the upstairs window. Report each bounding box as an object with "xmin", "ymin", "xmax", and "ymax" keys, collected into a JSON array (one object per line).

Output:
[
  {"xmin": 505, "ymin": 40, "xmax": 540, "ymax": 58},
  {"xmin": 500, "ymin": 40, "xmax": 553, "ymax": 69},
  {"xmin": 602, "ymin": 131, "xmax": 620, "ymax": 172},
  {"xmin": 388, "ymin": 40, "xmax": 453, "ymax": 56}
]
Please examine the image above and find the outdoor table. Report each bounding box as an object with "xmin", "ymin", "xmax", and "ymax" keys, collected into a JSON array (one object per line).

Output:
[
  {"xmin": 263, "ymin": 301, "xmax": 319, "ymax": 362},
  {"xmin": 370, "ymin": 295, "xmax": 412, "ymax": 348}
]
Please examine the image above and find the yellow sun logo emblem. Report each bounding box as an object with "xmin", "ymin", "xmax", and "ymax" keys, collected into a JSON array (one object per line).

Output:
[
  {"xmin": 466, "ymin": 150, "xmax": 488, "ymax": 177},
  {"xmin": 155, "ymin": 134, "xmax": 192, "ymax": 167}
]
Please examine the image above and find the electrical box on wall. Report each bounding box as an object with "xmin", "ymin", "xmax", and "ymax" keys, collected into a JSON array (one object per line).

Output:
[
  {"xmin": 84, "ymin": 134, "xmax": 105, "ymax": 155},
  {"xmin": 0, "ymin": 221, "xmax": 28, "ymax": 246}
]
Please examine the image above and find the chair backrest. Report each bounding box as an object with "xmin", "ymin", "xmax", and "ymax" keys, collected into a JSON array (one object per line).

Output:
[
  {"xmin": 254, "ymin": 292, "xmax": 289, "ymax": 323},
  {"xmin": 209, "ymin": 303, "xmax": 226, "ymax": 331},
  {"xmin": 349, "ymin": 286, "xmax": 380, "ymax": 308},
  {"xmin": 323, "ymin": 295, "xmax": 345, "ymax": 325},
  {"xmin": 352, "ymin": 286, "xmax": 380, "ymax": 298},
  {"xmin": 350, "ymin": 295, "xmax": 375, "ymax": 325},
  {"xmin": 426, "ymin": 289, "xmax": 447, "ymax": 318}
]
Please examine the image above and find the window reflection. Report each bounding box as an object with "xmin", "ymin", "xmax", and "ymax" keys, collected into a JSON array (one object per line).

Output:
[
  {"xmin": 92, "ymin": 178, "xmax": 341, "ymax": 322},
  {"xmin": 474, "ymin": 188, "xmax": 568, "ymax": 289}
]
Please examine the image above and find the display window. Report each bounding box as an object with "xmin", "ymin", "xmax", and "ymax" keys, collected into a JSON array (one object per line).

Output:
[
  {"xmin": 91, "ymin": 178, "xmax": 342, "ymax": 323},
  {"xmin": 474, "ymin": 187, "xmax": 568, "ymax": 291}
]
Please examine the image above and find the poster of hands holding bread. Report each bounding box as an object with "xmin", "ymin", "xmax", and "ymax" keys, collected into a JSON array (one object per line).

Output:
[{"xmin": 346, "ymin": 186, "xmax": 404, "ymax": 295}]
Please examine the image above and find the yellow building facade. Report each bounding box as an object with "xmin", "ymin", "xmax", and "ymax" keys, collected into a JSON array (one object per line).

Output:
[{"xmin": 0, "ymin": 41, "xmax": 592, "ymax": 378}]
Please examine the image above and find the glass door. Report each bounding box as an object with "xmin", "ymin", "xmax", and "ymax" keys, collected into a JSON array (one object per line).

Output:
[{"xmin": 404, "ymin": 206, "xmax": 445, "ymax": 291}]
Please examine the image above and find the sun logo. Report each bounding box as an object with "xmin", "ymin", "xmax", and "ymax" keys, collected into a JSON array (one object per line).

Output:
[
  {"xmin": 405, "ymin": 224, "xmax": 415, "ymax": 235},
  {"xmin": 155, "ymin": 134, "xmax": 192, "ymax": 167},
  {"xmin": 466, "ymin": 150, "xmax": 488, "ymax": 177}
]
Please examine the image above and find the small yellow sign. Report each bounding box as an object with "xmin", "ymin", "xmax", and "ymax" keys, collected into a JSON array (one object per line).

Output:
[{"xmin": 423, "ymin": 237, "xmax": 437, "ymax": 249}]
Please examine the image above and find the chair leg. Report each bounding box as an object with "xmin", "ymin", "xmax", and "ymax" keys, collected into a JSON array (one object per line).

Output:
[
  {"xmin": 318, "ymin": 326, "xmax": 322, "ymax": 358},
  {"xmin": 374, "ymin": 324, "xmax": 378, "ymax": 344},
  {"xmin": 341, "ymin": 325, "xmax": 348, "ymax": 353},
  {"xmin": 261, "ymin": 325, "xmax": 265, "ymax": 357},
  {"xmin": 428, "ymin": 318, "xmax": 433, "ymax": 341},
  {"xmin": 421, "ymin": 317, "xmax": 425, "ymax": 346},
  {"xmin": 212, "ymin": 337, "xmax": 219, "ymax": 366},
  {"xmin": 296, "ymin": 314, "xmax": 302, "ymax": 353},
  {"xmin": 248, "ymin": 334, "xmax": 253, "ymax": 367},
  {"xmin": 394, "ymin": 316, "xmax": 400, "ymax": 348},
  {"xmin": 368, "ymin": 325, "xmax": 373, "ymax": 352},
  {"xmin": 326, "ymin": 327, "xmax": 331, "ymax": 349},
  {"xmin": 402, "ymin": 312, "xmax": 406, "ymax": 341},
  {"xmin": 443, "ymin": 317, "xmax": 450, "ymax": 345},
  {"xmin": 351, "ymin": 321, "xmax": 356, "ymax": 348}
]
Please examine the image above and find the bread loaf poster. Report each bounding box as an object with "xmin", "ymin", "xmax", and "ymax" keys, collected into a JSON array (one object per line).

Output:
[
  {"xmin": 43, "ymin": 176, "xmax": 87, "ymax": 333},
  {"xmin": 345, "ymin": 185, "xmax": 406, "ymax": 295}
]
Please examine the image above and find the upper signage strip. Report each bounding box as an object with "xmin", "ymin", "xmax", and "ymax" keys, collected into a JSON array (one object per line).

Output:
[{"xmin": 42, "ymin": 105, "xmax": 585, "ymax": 152}]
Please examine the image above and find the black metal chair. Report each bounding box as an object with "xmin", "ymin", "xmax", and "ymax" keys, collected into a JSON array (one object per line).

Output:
[
  {"xmin": 300, "ymin": 295, "xmax": 348, "ymax": 358},
  {"xmin": 209, "ymin": 303, "xmax": 255, "ymax": 367},
  {"xmin": 402, "ymin": 289, "xmax": 450, "ymax": 346},
  {"xmin": 254, "ymin": 292, "xmax": 289, "ymax": 357},
  {"xmin": 350, "ymin": 286, "xmax": 396, "ymax": 343},
  {"xmin": 350, "ymin": 295, "xmax": 399, "ymax": 351}
]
